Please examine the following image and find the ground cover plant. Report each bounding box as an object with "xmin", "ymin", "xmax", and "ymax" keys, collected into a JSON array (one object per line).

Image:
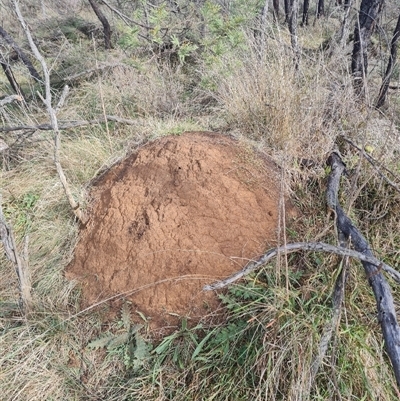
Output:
[{"xmin": 1, "ymin": 0, "xmax": 400, "ymax": 399}]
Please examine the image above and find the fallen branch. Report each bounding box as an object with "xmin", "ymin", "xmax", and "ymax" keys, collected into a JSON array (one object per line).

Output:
[
  {"xmin": 0, "ymin": 115, "xmax": 137, "ymax": 132},
  {"xmin": 0, "ymin": 94, "xmax": 23, "ymax": 107},
  {"xmin": 14, "ymin": 1, "xmax": 86, "ymax": 224},
  {"xmin": 327, "ymin": 152, "xmax": 400, "ymax": 386},
  {"xmin": 203, "ymin": 241, "xmax": 400, "ymax": 290},
  {"xmin": 310, "ymin": 243, "xmax": 350, "ymax": 387},
  {"xmin": 205, "ymin": 150, "xmax": 400, "ymax": 386},
  {"xmin": 0, "ymin": 195, "xmax": 32, "ymax": 312},
  {"xmin": 99, "ymin": 0, "xmax": 153, "ymax": 30},
  {"xmin": 0, "ymin": 24, "xmax": 41, "ymax": 81}
]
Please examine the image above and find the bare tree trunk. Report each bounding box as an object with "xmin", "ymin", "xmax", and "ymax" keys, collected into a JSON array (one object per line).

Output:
[
  {"xmin": 302, "ymin": 0, "xmax": 310, "ymax": 26},
  {"xmin": 0, "ymin": 25, "xmax": 41, "ymax": 82},
  {"xmin": 284, "ymin": 0, "xmax": 291, "ymax": 22},
  {"xmin": 288, "ymin": 0, "xmax": 300, "ymax": 69},
  {"xmin": 351, "ymin": 0, "xmax": 384, "ymax": 99},
  {"xmin": 337, "ymin": 0, "xmax": 353, "ymax": 48},
  {"xmin": 273, "ymin": 0, "xmax": 280, "ymax": 21},
  {"xmin": 317, "ymin": 0, "xmax": 325, "ymax": 18},
  {"xmin": 376, "ymin": 13, "xmax": 400, "ymax": 109},
  {"xmin": 87, "ymin": 0, "xmax": 112, "ymax": 49}
]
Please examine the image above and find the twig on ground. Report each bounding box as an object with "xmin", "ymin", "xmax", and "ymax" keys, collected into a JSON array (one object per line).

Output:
[
  {"xmin": 63, "ymin": 63, "xmax": 126, "ymax": 83},
  {"xmin": 0, "ymin": 115, "xmax": 137, "ymax": 132},
  {"xmin": 0, "ymin": 94, "xmax": 23, "ymax": 107},
  {"xmin": 203, "ymin": 241, "xmax": 400, "ymax": 291},
  {"xmin": 341, "ymin": 136, "xmax": 400, "ymax": 195},
  {"xmin": 55, "ymin": 85, "xmax": 70, "ymax": 113},
  {"xmin": 310, "ymin": 244, "xmax": 350, "ymax": 386},
  {"xmin": 0, "ymin": 195, "xmax": 32, "ymax": 312}
]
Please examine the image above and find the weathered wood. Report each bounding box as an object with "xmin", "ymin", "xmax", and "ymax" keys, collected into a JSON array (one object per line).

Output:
[
  {"xmin": 376, "ymin": 13, "xmax": 400, "ymax": 108},
  {"xmin": 0, "ymin": 25, "xmax": 41, "ymax": 81},
  {"xmin": 351, "ymin": 0, "xmax": 384, "ymax": 98},
  {"xmin": 0, "ymin": 61, "xmax": 26, "ymax": 100},
  {"xmin": 14, "ymin": 1, "xmax": 86, "ymax": 224},
  {"xmin": 88, "ymin": 0, "xmax": 112, "ymax": 49},
  {"xmin": 327, "ymin": 152, "xmax": 400, "ymax": 387},
  {"xmin": 0, "ymin": 197, "xmax": 32, "ymax": 312},
  {"xmin": 203, "ymin": 241, "xmax": 400, "ymax": 290}
]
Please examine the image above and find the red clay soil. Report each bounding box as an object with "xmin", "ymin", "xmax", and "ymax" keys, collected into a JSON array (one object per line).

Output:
[{"xmin": 66, "ymin": 132, "xmax": 291, "ymax": 330}]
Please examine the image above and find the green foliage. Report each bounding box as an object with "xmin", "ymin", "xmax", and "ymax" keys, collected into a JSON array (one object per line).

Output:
[
  {"xmin": 3, "ymin": 192, "xmax": 39, "ymax": 234},
  {"xmin": 87, "ymin": 304, "xmax": 152, "ymax": 370}
]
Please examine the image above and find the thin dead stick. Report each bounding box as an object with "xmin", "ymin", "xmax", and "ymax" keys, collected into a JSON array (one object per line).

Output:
[
  {"xmin": 0, "ymin": 195, "xmax": 32, "ymax": 311},
  {"xmin": 14, "ymin": 1, "xmax": 84, "ymax": 223},
  {"xmin": 55, "ymin": 85, "xmax": 70, "ymax": 113},
  {"xmin": 203, "ymin": 241, "xmax": 400, "ymax": 291},
  {"xmin": 99, "ymin": 0, "xmax": 153, "ymax": 30},
  {"xmin": 0, "ymin": 94, "xmax": 23, "ymax": 107},
  {"xmin": 310, "ymin": 246, "xmax": 350, "ymax": 386},
  {"xmin": 341, "ymin": 136, "xmax": 400, "ymax": 194},
  {"xmin": 63, "ymin": 62, "xmax": 125, "ymax": 83},
  {"xmin": 0, "ymin": 115, "xmax": 137, "ymax": 132}
]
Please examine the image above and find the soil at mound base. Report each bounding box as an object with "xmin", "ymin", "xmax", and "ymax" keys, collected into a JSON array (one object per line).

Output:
[{"xmin": 66, "ymin": 132, "xmax": 290, "ymax": 329}]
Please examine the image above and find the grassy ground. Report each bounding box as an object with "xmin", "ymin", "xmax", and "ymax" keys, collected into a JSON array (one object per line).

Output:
[{"xmin": 1, "ymin": 1, "xmax": 400, "ymax": 399}]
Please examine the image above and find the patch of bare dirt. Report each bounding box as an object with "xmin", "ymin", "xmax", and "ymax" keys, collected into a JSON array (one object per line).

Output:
[{"xmin": 66, "ymin": 132, "xmax": 292, "ymax": 330}]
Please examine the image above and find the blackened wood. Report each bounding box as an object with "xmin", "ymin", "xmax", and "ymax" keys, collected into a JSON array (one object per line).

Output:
[
  {"xmin": 376, "ymin": 13, "xmax": 400, "ymax": 108},
  {"xmin": 88, "ymin": 0, "xmax": 112, "ymax": 49},
  {"xmin": 0, "ymin": 61, "xmax": 26, "ymax": 100},
  {"xmin": 351, "ymin": 0, "xmax": 384, "ymax": 98},
  {"xmin": 273, "ymin": 0, "xmax": 280, "ymax": 21},
  {"xmin": 317, "ymin": 0, "xmax": 325, "ymax": 18},
  {"xmin": 302, "ymin": 0, "xmax": 310, "ymax": 26},
  {"xmin": 327, "ymin": 152, "xmax": 400, "ymax": 387},
  {"xmin": 0, "ymin": 25, "xmax": 41, "ymax": 82}
]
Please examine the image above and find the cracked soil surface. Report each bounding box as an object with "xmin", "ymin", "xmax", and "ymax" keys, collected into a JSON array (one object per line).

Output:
[{"xmin": 66, "ymin": 132, "xmax": 289, "ymax": 330}]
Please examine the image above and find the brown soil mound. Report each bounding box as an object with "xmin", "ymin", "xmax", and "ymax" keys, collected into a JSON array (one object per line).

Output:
[{"xmin": 67, "ymin": 132, "xmax": 288, "ymax": 329}]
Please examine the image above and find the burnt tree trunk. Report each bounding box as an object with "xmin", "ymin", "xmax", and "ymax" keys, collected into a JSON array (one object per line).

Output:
[
  {"xmin": 351, "ymin": 0, "xmax": 384, "ymax": 98},
  {"xmin": 273, "ymin": 0, "xmax": 280, "ymax": 21},
  {"xmin": 0, "ymin": 25, "xmax": 41, "ymax": 82},
  {"xmin": 284, "ymin": 0, "xmax": 291, "ymax": 22},
  {"xmin": 327, "ymin": 153, "xmax": 400, "ymax": 387},
  {"xmin": 376, "ymin": 13, "xmax": 400, "ymax": 109},
  {"xmin": 0, "ymin": 61, "xmax": 26, "ymax": 100},
  {"xmin": 317, "ymin": 0, "xmax": 325, "ymax": 18},
  {"xmin": 302, "ymin": 0, "xmax": 310, "ymax": 26},
  {"xmin": 88, "ymin": 0, "xmax": 112, "ymax": 49}
]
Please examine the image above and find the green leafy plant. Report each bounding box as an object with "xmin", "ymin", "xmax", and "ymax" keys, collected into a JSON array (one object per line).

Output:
[{"xmin": 87, "ymin": 303, "xmax": 152, "ymax": 370}]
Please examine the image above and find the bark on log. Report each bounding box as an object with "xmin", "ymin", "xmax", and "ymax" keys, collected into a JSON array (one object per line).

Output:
[
  {"xmin": 376, "ymin": 13, "xmax": 400, "ymax": 109},
  {"xmin": 88, "ymin": 0, "xmax": 112, "ymax": 49},
  {"xmin": 351, "ymin": 0, "xmax": 384, "ymax": 98},
  {"xmin": 327, "ymin": 152, "xmax": 400, "ymax": 386}
]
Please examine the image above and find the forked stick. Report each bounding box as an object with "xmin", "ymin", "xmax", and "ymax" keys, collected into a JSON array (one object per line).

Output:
[{"xmin": 14, "ymin": 1, "xmax": 86, "ymax": 224}]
